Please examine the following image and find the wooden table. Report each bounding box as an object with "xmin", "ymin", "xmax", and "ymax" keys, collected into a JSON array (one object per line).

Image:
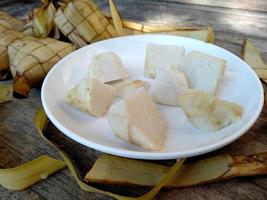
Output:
[{"xmin": 1, "ymin": 0, "xmax": 267, "ymax": 199}]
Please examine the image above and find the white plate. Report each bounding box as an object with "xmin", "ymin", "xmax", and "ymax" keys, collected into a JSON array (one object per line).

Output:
[{"xmin": 41, "ymin": 35, "xmax": 263, "ymax": 160}]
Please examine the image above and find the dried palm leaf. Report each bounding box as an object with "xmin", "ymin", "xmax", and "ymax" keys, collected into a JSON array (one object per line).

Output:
[
  {"xmin": 54, "ymin": 0, "xmax": 117, "ymax": 48},
  {"xmin": 22, "ymin": 8, "xmax": 38, "ymax": 36},
  {"xmin": 24, "ymin": 20, "xmax": 60, "ymax": 40},
  {"xmin": 241, "ymin": 38, "xmax": 267, "ymax": 83},
  {"xmin": 8, "ymin": 38, "xmax": 75, "ymax": 97},
  {"xmin": 0, "ymin": 11, "xmax": 25, "ymax": 31},
  {"xmin": 84, "ymin": 152, "xmax": 267, "ymax": 188},
  {"xmin": 109, "ymin": 0, "xmax": 124, "ymax": 36},
  {"xmin": 22, "ymin": 1, "xmax": 57, "ymax": 38},
  {"xmin": 32, "ymin": 0, "xmax": 56, "ymax": 38},
  {"xmin": 119, "ymin": 19, "xmax": 214, "ymax": 43},
  {"xmin": 0, "ymin": 155, "xmax": 66, "ymax": 191}
]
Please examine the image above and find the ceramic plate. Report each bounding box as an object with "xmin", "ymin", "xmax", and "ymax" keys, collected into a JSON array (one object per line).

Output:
[{"xmin": 41, "ymin": 35, "xmax": 264, "ymax": 160}]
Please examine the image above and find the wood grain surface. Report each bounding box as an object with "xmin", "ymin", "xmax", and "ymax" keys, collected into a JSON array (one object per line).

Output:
[{"xmin": 0, "ymin": 0, "xmax": 267, "ymax": 199}]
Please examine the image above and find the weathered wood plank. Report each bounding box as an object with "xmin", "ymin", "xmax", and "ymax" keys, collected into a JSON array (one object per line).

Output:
[
  {"xmin": 99, "ymin": 0, "xmax": 267, "ymax": 39},
  {"xmin": 155, "ymin": 179, "xmax": 267, "ymax": 200},
  {"xmin": 0, "ymin": 187, "xmax": 44, "ymax": 200},
  {"xmin": 162, "ymin": 0, "xmax": 267, "ymax": 12},
  {"xmin": 96, "ymin": 0, "xmax": 267, "ymax": 12},
  {"xmin": 98, "ymin": 0, "xmax": 267, "ymax": 61}
]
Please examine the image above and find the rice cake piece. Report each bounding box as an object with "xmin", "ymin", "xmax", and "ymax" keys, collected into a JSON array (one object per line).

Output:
[
  {"xmin": 108, "ymin": 88, "xmax": 167, "ymax": 150},
  {"xmin": 111, "ymin": 79, "xmax": 150, "ymax": 98},
  {"xmin": 189, "ymin": 100, "xmax": 243, "ymax": 132},
  {"xmin": 178, "ymin": 91, "xmax": 243, "ymax": 132},
  {"xmin": 180, "ymin": 51, "xmax": 226, "ymax": 94},
  {"xmin": 65, "ymin": 77, "xmax": 116, "ymax": 117},
  {"xmin": 144, "ymin": 43, "xmax": 185, "ymax": 78},
  {"xmin": 149, "ymin": 69, "xmax": 189, "ymax": 106},
  {"xmin": 178, "ymin": 90, "xmax": 216, "ymax": 116},
  {"xmin": 88, "ymin": 52, "xmax": 128, "ymax": 83}
]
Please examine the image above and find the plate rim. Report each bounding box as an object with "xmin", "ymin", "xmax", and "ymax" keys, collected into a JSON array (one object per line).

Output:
[{"xmin": 41, "ymin": 34, "xmax": 264, "ymax": 160}]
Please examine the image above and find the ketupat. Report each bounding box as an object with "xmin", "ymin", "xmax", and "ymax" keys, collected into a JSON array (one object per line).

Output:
[
  {"xmin": 54, "ymin": 0, "xmax": 117, "ymax": 48},
  {"xmin": 0, "ymin": 24, "xmax": 35, "ymax": 79},
  {"xmin": 0, "ymin": 23, "xmax": 9, "ymax": 34},
  {"xmin": 8, "ymin": 38, "xmax": 75, "ymax": 97},
  {"xmin": 0, "ymin": 12, "xmax": 30, "ymax": 77},
  {"xmin": 0, "ymin": 82, "xmax": 13, "ymax": 103},
  {"xmin": 0, "ymin": 11, "xmax": 25, "ymax": 31}
]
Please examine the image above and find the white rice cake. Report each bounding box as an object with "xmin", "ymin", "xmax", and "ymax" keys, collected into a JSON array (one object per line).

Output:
[
  {"xmin": 144, "ymin": 43, "xmax": 185, "ymax": 78},
  {"xmin": 65, "ymin": 78, "xmax": 116, "ymax": 117},
  {"xmin": 88, "ymin": 52, "xmax": 128, "ymax": 83},
  {"xmin": 178, "ymin": 90, "xmax": 243, "ymax": 132},
  {"xmin": 180, "ymin": 51, "xmax": 226, "ymax": 94},
  {"xmin": 149, "ymin": 69, "xmax": 189, "ymax": 106},
  {"xmin": 108, "ymin": 88, "xmax": 167, "ymax": 150},
  {"xmin": 111, "ymin": 79, "xmax": 150, "ymax": 98}
]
